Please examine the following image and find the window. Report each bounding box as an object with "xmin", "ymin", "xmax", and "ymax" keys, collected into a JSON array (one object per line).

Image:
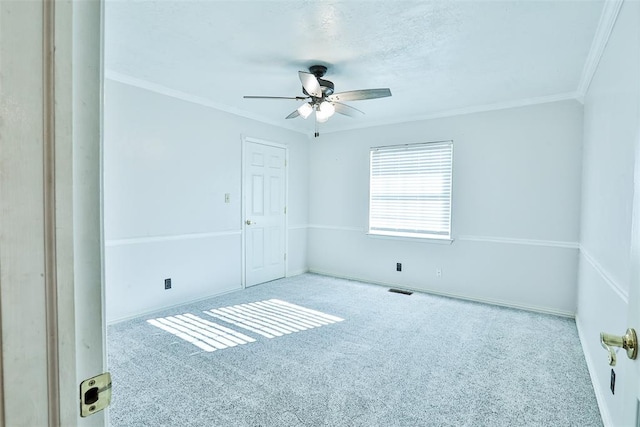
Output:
[{"xmin": 369, "ymin": 141, "xmax": 453, "ymax": 240}]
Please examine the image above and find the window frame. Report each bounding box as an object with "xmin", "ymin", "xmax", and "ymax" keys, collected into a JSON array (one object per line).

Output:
[{"xmin": 367, "ymin": 140, "xmax": 454, "ymax": 243}]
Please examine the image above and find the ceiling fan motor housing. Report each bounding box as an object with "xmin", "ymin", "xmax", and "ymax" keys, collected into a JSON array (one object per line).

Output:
[
  {"xmin": 309, "ymin": 65, "xmax": 328, "ymax": 77},
  {"xmin": 302, "ymin": 78, "xmax": 334, "ymax": 97},
  {"xmin": 302, "ymin": 65, "xmax": 335, "ymax": 97}
]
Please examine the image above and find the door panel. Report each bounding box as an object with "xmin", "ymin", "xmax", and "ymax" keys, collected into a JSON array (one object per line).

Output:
[
  {"xmin": 250, "ymin": 228, "xmax": 265, "ymax": 269},
  {"xmin": 270, "ymin": 177, "xmax": 281, "ymax": 214},
  {"xmin": 244, "ymin": 140, "xmax": 286, "ymax": 287},
  {"xmin": 252, "ymin": 175, "xmax": 264, "ymax": 214},
  {"xmin": 267, "ymin": 226, "xmax": 282, "ymax": 266}
]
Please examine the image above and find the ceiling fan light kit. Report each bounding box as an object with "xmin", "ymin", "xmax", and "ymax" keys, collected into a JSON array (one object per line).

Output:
[
  {"xmin": 297, "ymin": 102, "xmax": 314, "ymax": 119},
  {"xmin": 316, "ymin": 112, "xmax": 329, "ymax": 123},
  {"xmin": 316, "ymin": 101, "xmax": 336, "ymax": 123},
  {"xmin": 244, "ymin": 64, "xmax": 392, "ymax": 136}
]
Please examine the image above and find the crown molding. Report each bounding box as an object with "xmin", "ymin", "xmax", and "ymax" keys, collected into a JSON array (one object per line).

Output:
[
  {"xmin": 321, "ymin": 92, "xmax": 580, "ymax": 135},
  {"xmin": 576, "ymin": 0, "xmax": 624, "ymax": 100},
  {"xmin": 106, "ymin": 69, "xmax": 581, "ymax": 137},
  {"xmin": 104, "ymin": 70, "xmax": 307, "ymax": 135}
]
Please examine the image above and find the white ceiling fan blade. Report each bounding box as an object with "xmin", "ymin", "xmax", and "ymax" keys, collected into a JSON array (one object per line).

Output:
[
  {"xmin": 285, "ymin": 109, "xmax": 301, "ymax": 119},
  {"xmin": 333, "ymin": 102, "xmax": 365, "ymax": 117},
  {"xmin": 328, "ymin": 88, "xmax": 392, "ymax": 102},
  {"xmin": 298, "ymin": 71, "xmax": 323, "ymax": 97},
  {"xmin": 244, "ymin": 95, "xmax": 308, "ymax": 100}
]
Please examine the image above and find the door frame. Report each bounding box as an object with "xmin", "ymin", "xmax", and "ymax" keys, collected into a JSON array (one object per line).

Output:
[
  {"xmin": 0, "ymin": 0, "xmax": 105, "ymax": 426},
  {"xmin": 626, "ymin": 86, "xmax": 640, "ymax": 427},
  {"xmin": 240, "ymin": 135, "xmax": 289, "ymax": 288}
]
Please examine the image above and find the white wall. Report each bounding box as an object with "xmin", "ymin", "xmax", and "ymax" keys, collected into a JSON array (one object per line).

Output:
[
  {"xmin": 104, "ymin": 80, "xmax": 309, "ymax": 322},
  {"xmin": 308, "ymin": 100, "xmax": 584, "ymax": 315},
  {"xmin": 576, "ymin": 2, "xmax": 640, "ymax": 425}
]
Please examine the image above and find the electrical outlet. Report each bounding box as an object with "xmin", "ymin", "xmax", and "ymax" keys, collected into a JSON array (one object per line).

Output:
[
  {"xmin": 436, "ymin": 268, "xmax": 442, "ymax": 277},
  {"xmin": 610, "ymin": 369, "xmax": 615, "ymax": 394},
  {"xmin": 396, "ymin": 263, "xmax": 402, "ymax": 272},
  {"xmin": 224, "ymin": 193, "xmax": 230, "ymax": 203},
  {"xmin": 164, "ymin": 278, "xmax": 172, "ymax": 290}
]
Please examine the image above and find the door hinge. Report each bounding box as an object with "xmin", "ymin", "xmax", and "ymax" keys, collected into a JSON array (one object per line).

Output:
[
  {"xmin": 284, "ymin": 253, "xmax": 287, "ymax": 261},
  {"xmin": 285, "ymin": 159, "xmax": 287, "ymax": 167},
  {"xmin": 80, "ymin": 372, "xmax": 112, "ymax": 417},
  {"xmin": 284, "ymin": 206, "xmax": 287, "ymax": 214}
]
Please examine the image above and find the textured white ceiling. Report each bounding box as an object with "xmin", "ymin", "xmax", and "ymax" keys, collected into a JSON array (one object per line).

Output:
[{"xmin": 105, "ymin": 0, "xmax": 604, "ymax": 134}]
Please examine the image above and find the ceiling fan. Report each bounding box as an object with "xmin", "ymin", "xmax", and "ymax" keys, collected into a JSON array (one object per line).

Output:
[{"xmin": 244, "ymin": 65, "xmax": 392, "ymax": 136}]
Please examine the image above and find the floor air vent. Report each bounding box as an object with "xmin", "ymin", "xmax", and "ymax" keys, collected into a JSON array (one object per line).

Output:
[{"xmin": 388, "ymin": 288, "xmax": 413, "ymax": 295}]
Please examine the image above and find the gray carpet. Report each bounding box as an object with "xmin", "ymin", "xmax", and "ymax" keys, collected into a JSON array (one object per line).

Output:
[{"xmin": 107, "ymin": 273, "xmax": 602, "ymax": 426}]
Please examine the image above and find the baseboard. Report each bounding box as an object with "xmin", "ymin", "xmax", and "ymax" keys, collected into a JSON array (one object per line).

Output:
[
  {"xmin": 308, "ymin": 269, "xmax": 575, "ymax": 318},
  {"xmin": 108, "ymin": 270, "xmax": 309, "ymax": 325},
  {"xmin": 287, "ymin": 268, "xmax": 309, "ymax": 277},
  {"xmin": 106, "ymin": 286, "xmax": 242, "ymax": 325},
  {"xmin": 575, "ymin": 314, "xmax": 612, "ymax": 427}
]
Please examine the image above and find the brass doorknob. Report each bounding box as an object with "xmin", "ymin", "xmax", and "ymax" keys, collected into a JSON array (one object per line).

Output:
[
  {"xmin": 600, "ymin": 328, "xmax": 637, "ymax": 366},
  {"xmin": 245, "ymin": 220, "xmax": 252, "ymax": 225}
]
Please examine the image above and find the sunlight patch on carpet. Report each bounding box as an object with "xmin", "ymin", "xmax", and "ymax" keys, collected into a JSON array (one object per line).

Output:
[
  {"xmin": 147, "ymin": 313, "xmax": 256, "ymax": 352},
  {"xmin": 203, "ymin": 299, "xmax": 344, "ymax": 339},
  {"xmin": 147, "ymin": 299, "xmax": 343, "ymax": 352}
]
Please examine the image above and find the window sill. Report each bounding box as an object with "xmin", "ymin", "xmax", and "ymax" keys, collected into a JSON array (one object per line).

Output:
[{"xmin": 366, "ymin": 232, "xmax": 454, "ymax": 245}]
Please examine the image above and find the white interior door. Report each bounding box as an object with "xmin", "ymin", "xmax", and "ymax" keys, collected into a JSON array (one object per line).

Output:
[{"xmin": 243, "ymin": 139, "xmax": 287, "ymax": 287}]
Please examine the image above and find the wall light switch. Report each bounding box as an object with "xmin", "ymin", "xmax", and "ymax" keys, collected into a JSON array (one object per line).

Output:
[{"xmin": 225, "ymin": 193, "xmax": 230, "ymax": 203}]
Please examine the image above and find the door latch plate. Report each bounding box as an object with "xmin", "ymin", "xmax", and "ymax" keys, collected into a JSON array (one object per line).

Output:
[{"xmin": 80, "ymin": 372, "xmax": 112, "ymax": 417}]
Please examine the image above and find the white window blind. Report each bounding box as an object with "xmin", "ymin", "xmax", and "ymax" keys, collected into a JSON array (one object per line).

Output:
[{"xmin": 369, "ymin": 141, "xmax": 453, "ymax": 239}]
